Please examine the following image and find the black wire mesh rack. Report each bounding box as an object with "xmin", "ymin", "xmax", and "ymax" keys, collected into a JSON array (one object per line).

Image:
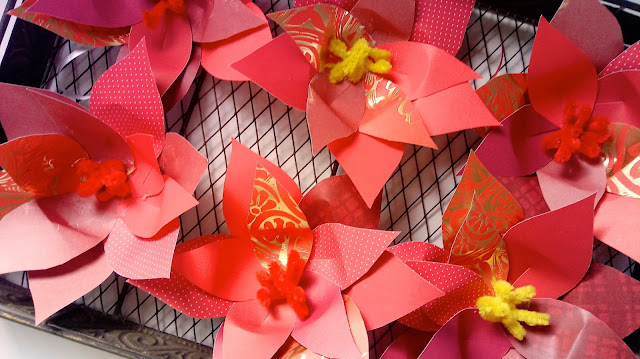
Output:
[{"xmin": 1, "ymin": 0, "xmax": 638, "ymax": 358}]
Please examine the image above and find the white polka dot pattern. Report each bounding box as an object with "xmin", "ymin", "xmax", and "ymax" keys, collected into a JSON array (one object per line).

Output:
[
  {"xmin": 306, "ymin": 223, "xmax": 399, "ymax": 290},
  {"xmin": 104, "ymin": 218, "xmax": 179, "ymax": 280},
  {"xmin": 410, "ymin": 0, "xmax": 474, "ymax": 54},
  {"xmin": 128, "ymin": 271, "xmax": 233, "ymax": 319},
  {"xmin": 89, "ymin": 39, "xmax": 166, "ymax": 157},
  {"xmin": 600, "ymin": 42, "xmax": 640, "ymax": 76},
  {"xmin": 387, "ymin": 241, "xmax": 448, "ymax": 263}
]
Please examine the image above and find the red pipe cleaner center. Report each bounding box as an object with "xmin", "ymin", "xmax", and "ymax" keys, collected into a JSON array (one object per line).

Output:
[
  {"xmin": 541, "ymin": 101, "xmax": 611, "ymax": 163},
  {"xmin": 75, "ymin": 159, "xmax": 131, "ymax": 202},
  {"xmin": 256, "ymin": 250, "xmax": 310, "ymax": 320},
  {"xmin": 142, "ymin": 0, "xmax": 185, "ymax": 29}
]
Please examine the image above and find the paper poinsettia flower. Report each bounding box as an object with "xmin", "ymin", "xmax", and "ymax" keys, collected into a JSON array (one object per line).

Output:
[
  {"xmin": 379, "ymin": 152, "xmax": 640, "ymax": 359},
  {"xmin": 231, "ymin": 0, "xmax": 499, "ymax": 207},
  {"xmin": 471, "ymin": 2, "xmax": 640, "ymax": 264},
  {"xmin": 0, "ymin": 39, "xmax": 207, "ymax": 324},
  {"xmin": 10, "ymin": 0, "xmax": 272, "ymax": 109},
  {"xmin": 130, "ymin": 139, "xmax": 443, "ymax": 359}
]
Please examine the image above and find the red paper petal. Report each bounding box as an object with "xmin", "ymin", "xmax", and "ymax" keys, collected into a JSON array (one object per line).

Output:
[
  {"xmin": 328, "ymin": 133, "xmax": 405, "ymax": 208},
  {"xmin": 158, "ymin": 133, "xmax": 207, "ymax": 194},
  {"xmin": 128, "ymin": 270, "xmax": 233, "ymax": 319},
  {"xmin": 345, "ymin": 251, "xmax": 444, "ymax": 330},
  {"xmin": 495, "ymin": 175, "xmax": 550, "ymax": 219},
  {"xmin": 506, "ymin": 194, "xmax": 595, "ymax": 299},
  {"xmin": 186, "ymin": 0, "xmax": 268, "ymax": 44},
  {"xmin": 510, "ymin": 299, "xmax": 636, "ymax": 359},
  {"xmin": 129, "ymin": 12, "xmax": 192, "ymax": 96},
  {"xmin": 127, "ymin": 134, "xmax": 164, "ymax": 199},
  {"xmin": 29, "ymin": 243, "xmax": 112, "ymax": 324},
  {"xmin": 295, "ymin": 0, "xmax": 358, "ymax": 9},
  {"xmin": 231, "ymin": 34, "xmax": 316, "ymax": 111},
  {"xmin": 550, "ymin": 0, "xmax": 623, "ymax": 72},
  {"xmin": 104, "ymin": 218, "xmax": 179, "ymax": 280},
  {"xmin": 594, "ymin": 192, "xmax": 640, "ymax": 263},
  {"xmin": 26, "ymin": 0, "xmax": 152, "ymax": 27},
  {"xmin": 380, "ymin": 329, "xmax": 432, "ymax": 359},
  {"xmin": 562, "ymin": 263, "xmax": 640, "ymax": 338},
  {"xmin": 162, "ymin": 45, "xmax": 202, "ymax": 111},
  {"xmin": 414, "ymin": 83, "xmax": 501, "ymax": 137},
  {"xmin": 601, "ymin": 42, "xmax": 640, "ymax": 76},
  {"xmin": 172, "ymin": 236, "xmax": 262, "ymax": 301},
  {"xmin": 528, "ymin": 17, "xmax": 598, "ymax": 127},
  {"xmin": 223, "ymin": 300, "xmax": 297, "ymax": 359},
  {"xmin": 306, "ymin": 224, "xmax": 398, "ymax": 289},
  {"xmin": 90, "ymin": 39, "xmax": 165, "ymax": 157},
  {"xmin": 387, "ymin": 242, "xmax": 448, "ymax": 263},
  {"xmin": 298, "ymin": 174, "xmax": 381, "ymax": 230},
  {"xmin": 350, "ymin": 0, "xmax": 415, "ymax": 44}
]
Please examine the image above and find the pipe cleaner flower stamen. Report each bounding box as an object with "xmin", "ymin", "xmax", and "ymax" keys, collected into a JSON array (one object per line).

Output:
[
  {"xmin": 476, "ymin": 280, "xmax": 550, "ymax": 340},
  {"xmin": 142, "ymin": 0, "xmax": 185, "ymax": 29},
  {"xmin": 541, "ymin": 101, "xmax": 611, "ymax": 163},
  {"xmin": 75, "ymin": 159, "xmax": 131, "ymax": 202},
  {"xmin": 325, "ymin": 37, "xmax": 392, "ymax": 84},
  {"xmin": 256, "ymin": 250, "xmax": 310, "ymax": 319}
]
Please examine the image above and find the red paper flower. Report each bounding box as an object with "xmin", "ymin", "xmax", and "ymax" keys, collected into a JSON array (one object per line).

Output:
[
  {"xmin": 130, "ymin": 139, "xmax": 444, "ymax": 359},
  {"xmin": 232, "ymin": 0, "xmax": 500, "ymax": 207},
  {"xmin": 0, "ymin": 40, "xmax": 207, "ymax": 324}
]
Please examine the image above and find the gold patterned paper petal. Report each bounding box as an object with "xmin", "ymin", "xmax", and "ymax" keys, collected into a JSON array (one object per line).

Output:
[
  {"xmin": 449, "ymin": 194, "xmax": 509, "ymax": 284},
  {"xmin": 0, "ymin": 171, "xmax": 35, "ymax": 221},
  {"xmin": 247, "ymin": 164, "xmax": 313, "ymax": 268},
  {"xmin": 601, "ymin": 123, "xmax": 640, "ymax": 199}
]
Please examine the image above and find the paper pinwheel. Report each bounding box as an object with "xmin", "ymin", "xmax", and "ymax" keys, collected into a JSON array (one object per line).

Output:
[
  {"xmin": 379, "ymin": 152, "xmax": 640, "ymax": 359},
  {"xmin": 10, "ymin": 0, "xmax": 272, "ymax": 109},
  {"xmin": 473, "ymin": 0, "xmax": 640, "ymax": 264},
  {"xmin": 232, "ymin": 0, "xmax": 500, "ymax": 207},
  {"xmin": 0, "ymin": 40, "xmax": 207, "ymax": 323},
  {"xmin": 130, "ymin": 139, "xmax": 444, "ymax": 359}
]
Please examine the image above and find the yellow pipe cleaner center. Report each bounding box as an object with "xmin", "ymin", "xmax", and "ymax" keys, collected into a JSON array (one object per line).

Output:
[
  {"xmin": 326, "ymin": 37, "xmax": 391, "ymax": 84},
  {"xmin": 476, "ymin": 280, "xmax": 550, "ymax": 340}
]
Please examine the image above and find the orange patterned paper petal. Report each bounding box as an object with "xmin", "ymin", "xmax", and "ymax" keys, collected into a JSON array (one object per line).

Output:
[
  {"xmin": 601, "ymin": 123, "xmax": 640, "ymax": 199},
  {"xmin": 442, "ymin": 151, "xmax": 524, "ymax": 253},
  {"xmin": 247, "ymin": 164, "xmax": 313, "ymax": 267},
  {"xmin": 9, "ymin": 1, "xmax": 129, "ymax": 47}
]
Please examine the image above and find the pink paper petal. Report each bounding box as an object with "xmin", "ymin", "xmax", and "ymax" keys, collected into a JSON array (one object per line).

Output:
[
  {"xmin": 186, "ymin": 0, "xmax": 268, "ymax": 44},
  {"xmin": 29, "ymin": 243, "xmax": 112, "ymax": 324},
  {"xmin": 328, "ymin": 133, "xmax": 405, "ymax": 208},
  {"xmin": 128, "ymin": 270, "xmax": 233, "ymax": 319},
  {"xmin": 414, "ymin": 82, "xmax": 501, "ymax": 137},
  {"xmin": 291, "ymin": 271, "xmax": 361, "ymax": 359},
  {"xmin": 537, "ymin": 155, "xmax": 606, "ymax": 210},
  {"xmin": 231, "ymin": 34, "xmax": 317, "ymax": 111},
  {"xmin": 562, "ymin": 263, "xmax": 640, "ymax": 338},
  {"xmin": 158, "ymin": 133, "xmax": 207, "ymax": 194},
  {"xmin": 418, "ymin": 309, "xmax": 512, "ymax": 359},
  {"xmin": 162, "ymin": 45, "xmax": 202, "ymax": 111},
  {"xmin": 594, "ymin": 192, "xmax": 640, "ymax": 263},
  {"xmin": 409, "ymin": 0, "xmax": 474, "ymax": 54},
  {"xmin": 595, "ymin": 70, "xmax": 640, "ymax": 128},
  {"xmin": 601, "ymin": 42, "xmax": 640, "ymax": 76},
  {"xmin": 0, "ymin": 194, "xmax": 118, "ymax": 274},
  {"xmin": 307, "ymin": 73, "xmax": 364, "ymax": 154},
  {"xmin": 90, "ymin": 39, "xmax": 165, "ymax": 157},
  {"xmin": 343, "ymin": 294, "xmax": 369, "ymax": 356},
  {"xmin": 0, "ymin": 84, "xmax": 62, "ymax": 139},
  {"xmin": 380, "ymin": 41, "xmax": 479, "ymax": 100},
  {"xmin": 387, "ymin": 242, "xmax": 448, "ymax": 263},
  {"xmin": 345, "ymin": 251, "xmax": 444, "ymax": 330},
  {"xmin": 120, "ymin": 176, "xmax": 198, "ymax": 238},
  {"xmin": 380, "ymin": 329, "xmax": 432, "ymax": 359},
  {"xmin": 550, "ymin": 0, "xmax": 623, "ymax": 72},
  {"xmin": 506, "ymin": 194, "xmax": 595, "ymax": 299},
  {"xmin": 474, "ymin": 105, "xmax": 557, "ymax": 177},
  {"xmin": 299, "ymin": 174, "xmax": 381, "ymax": 230},
  {"xmin": 502, "ymin": 349, "xmax": 526, "ymax": 359},
  {"xmin": 306, "ymin": 224, "xmax": 398, "ymax": 289},
  {"xmin": 104, "ymin": 218, "xmax": 179, "ymax": 280},
  {"xmin": 129, "ymin": 12, "xmax": 192, "ymax": 96},
  {"xmin": 510, "ymin": 299, "xmax": 636, "ymax": 359},
  {"xmin": 528, "ymin": 17, "xmax": 599, "ymax": 127},
  {"xmin": 350, "ymin": 0, "xmax": 415, "ymax": 44},
  {"xmin": 213, "ymin": 323, "xmax": 225, "ymax": 358},
  {"xmin": 27, "ymin": 0, "xmax": 152, "ymax": 27},
  {"xmin": 127, "ymin": 134, "xmax": 164, "ymax": 199},
  {"xmin": 223, "ymin": 300, "xmax": 297, "ymax": 359}
]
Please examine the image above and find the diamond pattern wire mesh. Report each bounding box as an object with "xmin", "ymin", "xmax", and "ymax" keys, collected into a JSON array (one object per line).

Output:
[{"xmin": 1, "ymin": 1, "xmax": 637, "ymax": 358}]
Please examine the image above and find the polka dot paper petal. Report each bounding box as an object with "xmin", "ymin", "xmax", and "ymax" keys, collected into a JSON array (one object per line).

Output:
[
  {"xmin": 601, "ymin": 41, "xmax": 640, "ymax": 76},
  {"xmin": 104, "ymin": 218, "xmax": 179, "ymax": 280},
  {"xmin": 386, "ymin": 241, "xmax": 448, "ymax": 263},
  {"xmin": 410, "ymin": 0, "xmax": 475, "ymax": 54},
  {"xmin": 90, "ymin": 39, "xmax": 165, "ymax": 157}
]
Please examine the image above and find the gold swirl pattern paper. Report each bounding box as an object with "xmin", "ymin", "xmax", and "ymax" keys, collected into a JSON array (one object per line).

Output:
[{"xmin": 602, "ymin": 123, "xmax": 640, "ymax": 199}]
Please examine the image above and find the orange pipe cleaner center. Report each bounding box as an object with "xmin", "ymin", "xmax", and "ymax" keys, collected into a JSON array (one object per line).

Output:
[
  {"xmin": 142, "ymin": 0, "xmax": 185, "ymax": 29},
  {"xmin": 541, "ymin": 101, "xmax": 611, "ymax": 163},
  {"xmin": 256, "ymin": 250, "xmax": 310, "ymax": 320},
  {"xmin": 75, "ymin": 159, "xmax": 131, "ymax": 202}
]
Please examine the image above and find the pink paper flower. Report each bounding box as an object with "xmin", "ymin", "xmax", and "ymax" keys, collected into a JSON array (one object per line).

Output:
[
  {"xmin": 130, "ymin": 139, "xmax": 444, "ymax": 359},
  {"xmin": 0, "ymin": 40, "xmax": 207, "ymax": 324}
]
